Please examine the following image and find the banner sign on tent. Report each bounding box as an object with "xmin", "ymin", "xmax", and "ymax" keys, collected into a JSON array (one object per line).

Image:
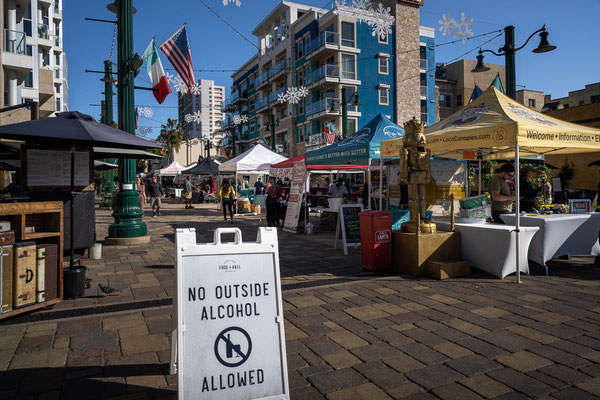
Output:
[
  {"xmin": 283, "ymin": 161, "xmax": 306, "ymax": 233},
  {"xmin": 172, "ymin": 227, "xmax": 289, "ymax": 400}
]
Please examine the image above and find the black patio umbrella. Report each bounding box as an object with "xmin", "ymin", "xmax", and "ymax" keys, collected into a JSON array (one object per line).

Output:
[{"xmin": 0, "ymin": 111, "xmax": 162, "ymax": 272}]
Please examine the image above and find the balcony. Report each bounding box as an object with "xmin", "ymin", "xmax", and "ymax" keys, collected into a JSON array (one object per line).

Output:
[
  {"xmin": 3, "ymin": 29, "xmax": 32, "ymax": 73},
  {"xmin": 222, "ymin": 98, "xmax": 236, "ymax": 112},
  {"xmin": 53, "ymin": 36, "xmax": 62, "ymax": 51},
  {"xmin": 221, "ymin": 117, "xmax": 236, "ymax": 131},
  {"xmin": 230, "ymin": 89, "xmax": 248, "ymax": 106},
  {"xmin": 306, "ymin": 64, "xmax": 360, "ymax": 88},
  {"xmin": 53, "ymin": 1, "xmax": 62, "ymax": 18},
  {"xmin": 420, "ymin": 59, "xmax": 427, "ymax": 72},
  {"xmin": 255, "ymin": 70, "xmax": 269, "ymax": 89},
  {"xmin": 268, "ymin": 59, "xmax": 286, "ymax": 82},
  {"xmin": 420, "ymin": 85, "xmax": 428, "ymax": 99},
  {"xmin": 37, "ymin": 24, "xmax": 53, "ymax": 49},
  {"xmin": 306, "ymin": 31, "xmax": 360, "ymax": 60},
  {"xmin": 255, "ymin": 97, "xmax": 269, "ymax": 112},
  {"xmin": 306, "ymin": 133, "xmax": 326, "ymax": 148},
  {"xmin": 268, "ymin": 87, "xmax": 287, "ymax": 105}
]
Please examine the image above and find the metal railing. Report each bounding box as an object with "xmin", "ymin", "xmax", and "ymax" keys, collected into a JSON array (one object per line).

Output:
[
  {"xmin": 420, "ymin": 59, "xmax": 427, "ymax": 70},
  {"xmin": 307, "ymin": 133, "xmax": 325, "ymax": 146},
  {"xmin": 307, "ymin": 31, "xmax": 339, "ymax": 56},
  {"xmin": 306, "ymin": 97, "xmax": 337, "ymax": 116},
  {"xmin": 306, "ymin": 64, "xmax": 339, "ymax": 85},
  {"xmin": 231, "ymin": 89, "xmax": 239, "ymax": 102},
  {"xmin": 420, "ymin": 86, "xmax": 428, "ymax": 98},
  {"xmin": 38, "ymin": 24, "xmax": 49, "ymax": 40},
  {"xmin": 4, "ymin": 29, "xmax": 27, "ymax": 54},
  {"xmin": 269, "ymin": 87, "xmax": 286, "ymax": 104},
  {"xmin": 269, "ymin": 59, "xmax": 286, "ymax": 78},
  {"xmin": 255, "ymin": 97, "xmax": 268, "ymax": 110},
  {"xmin": 255, "ymin": 70, "xmax": 269, "ymax": 87}
]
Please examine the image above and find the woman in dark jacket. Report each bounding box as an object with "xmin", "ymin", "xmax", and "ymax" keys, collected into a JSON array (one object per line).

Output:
[{"xmin": 519, "ymin": 165, "xmax": 541, "ymax": 212}]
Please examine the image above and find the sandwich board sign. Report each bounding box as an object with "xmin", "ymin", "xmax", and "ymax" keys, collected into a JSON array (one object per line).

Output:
[
  {"xmin": 335, "ymin": 204, "xmax": 364, "ymax": 255},
  {"xmin": 171, "ymin": 227, "xmax": 289, "ymax": 400}
]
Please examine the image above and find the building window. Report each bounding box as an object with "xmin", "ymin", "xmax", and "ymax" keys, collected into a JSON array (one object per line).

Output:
[
  {"xmin": 378, "ymin": 32, "xmax": 388, "ymax": 44},
  {"xmin": 341, "ymin": 22, "xmax": 355, "ymax": 47},
  {"xmin": 296, "ymin": 39, "xmax": 304, "ymax": 59},
  {"xmin": 579, "ymin": 100, "xmax": 585, "ymax": 106},
  {"xmin": 23, "ymin": 4, "xmax": 32, "ymax": 37},
  {"xmin": 298, "ymin": 98, "xmax": 305, "ymax": 115},
  {"xmin": 439, "ymin": 93, "xmax": 452, "ymax": 108},
  {"xmin": 457, "ymin": 95, "xmax": 463, "ymax": 108},
  {"xmin": 26, "ymin": 45, "xmax": 33, "ymax": 56},
  {"xmin": 528, "ymin": 98, "xmax": 536, "ymax": 108},
  {"xmin": 298, "ymin": 125, "xmax": 305, "ymax": 143},
  {"xmin": 297, "ymin": 69, "xmax": 304, "ymax": 86},
  {"xmin": 250, "ymin": 119, "xmax": 256, "ymax": 133},
  {"xmin": 55, "ymin": 53, "xmax": 60, "ymax": 65},
  {"xmin": 56, "ymin": 98, "xmax": 61, "ymax": 111},
  {"xmin": 378, "ymin": 57, "xmax": 389, "ymax": 75},
  {"xmin": 24, "ymin": 72, "xmax": 33, "ymax": 88},
  {"xmin": 56, "ymin": 84, "xmax": 60, "ymax": 94},
  {"xmin": 379, "ymin": 87, "xmax": 389, "ymax": 105},
  {"xmin": 248, "ymin": 74, "xmax": 255, "ymax": 90},
  {"xmin": 341, "ymin": 54, "xmax": 356, "ymax": 80},
  {"xmin": 592, "ymin": 95, "xmax": 600, "ymax": 104},
  {"xmin": 304, "ymin": 33, "xmax": 311, "ymax": 53},
  {"xmin": 348, "ymin": 119, "xmax": 356, "ymax": 135},
  {"xmin": 249, "ymin": 98, "xmax": 255, "ymax": 113}
]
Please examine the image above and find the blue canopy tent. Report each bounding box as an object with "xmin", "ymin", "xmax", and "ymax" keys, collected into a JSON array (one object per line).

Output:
[{"xmin": 305, "ymin": 113, "xmax": 404, "ymax": 209}]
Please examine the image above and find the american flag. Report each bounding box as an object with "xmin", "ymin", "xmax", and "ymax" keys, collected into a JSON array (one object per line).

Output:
[
  {"xmin": 323, "ymin": 122, "xmax": 337, "ymax": 144},
  {"xmin": 159, "ymin": 24, "xmax": 195, "ymax": 92}
]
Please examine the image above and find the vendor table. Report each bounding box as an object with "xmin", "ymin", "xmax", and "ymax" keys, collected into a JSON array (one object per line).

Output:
[
  {"xmin": 166, "ymin": 188, "xmax": 182, "ymax": 198},
  {"xmin": 435, "ymin": 220, "xmax": 539, "ymax": 279},
  {"xmin": 500, "ymin": 214, "xmax": 600, "ymax": 273}
]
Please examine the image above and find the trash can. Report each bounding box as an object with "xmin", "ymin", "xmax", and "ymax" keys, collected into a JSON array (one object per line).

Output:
[{"xmin": 359, "ymin": 211, "xmax": 393, "ymax": 271}]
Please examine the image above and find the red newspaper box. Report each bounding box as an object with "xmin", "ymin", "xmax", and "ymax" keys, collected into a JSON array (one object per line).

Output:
[{"xmin": 359, "ymin": 211, "xmax": 393, "ymax": 271}]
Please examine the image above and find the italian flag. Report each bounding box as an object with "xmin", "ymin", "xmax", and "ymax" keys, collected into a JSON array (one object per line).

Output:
[{"xmin": 142, "ymin": 38, "xmax": 171, "ymax": 104}]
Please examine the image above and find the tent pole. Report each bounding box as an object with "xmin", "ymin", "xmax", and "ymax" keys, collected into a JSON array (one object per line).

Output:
[
  {"xmin": 379, "ymin": 154, "xmax": 383, "ymax": 210},
  {"xmin": 368, "ymin": 158, "xmax": 372, "ymax": 210},
  {"xmin": 515, "ymin": 145, "xmax": 521, "ymax": 284},
  {"xmin": 478, "ymin": 158, "xmax": 482, "ymax": 196},
  {"xmin": 386, "ymin": 164, "xmax": 390, "ymax": 211}
]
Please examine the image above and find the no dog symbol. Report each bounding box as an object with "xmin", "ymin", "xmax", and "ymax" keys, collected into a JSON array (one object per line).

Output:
[{"xmin": 214, "ymin": 327, "xmax": 252, "ymax": 368}]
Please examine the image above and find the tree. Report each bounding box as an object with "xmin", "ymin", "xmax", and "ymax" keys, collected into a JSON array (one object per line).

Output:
[{"xmin": 157, "ymin": 118, "xmax": 184, "ymax": 164}]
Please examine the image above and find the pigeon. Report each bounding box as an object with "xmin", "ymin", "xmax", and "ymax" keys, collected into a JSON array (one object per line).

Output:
[{"xmin": 98, "ymin": 283, "xmax": 120, "ymax": 296}]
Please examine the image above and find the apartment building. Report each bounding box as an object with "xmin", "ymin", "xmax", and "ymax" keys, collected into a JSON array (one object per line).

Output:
[
  {"xmin": 1, "ymin": 0, "xmax": 67, "ymax": 124},
  {"xmin": 177, "ymin": 79, "xmax": 225, "ymax": 160},
  {"xmin": 219, "ymin": 0, "xmax": 435, "ymax": 158}
]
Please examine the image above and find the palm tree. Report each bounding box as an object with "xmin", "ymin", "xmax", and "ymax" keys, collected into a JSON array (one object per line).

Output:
[{"xmin": 157, "ymin": 118, "xmax": 184, "ymax": 163}]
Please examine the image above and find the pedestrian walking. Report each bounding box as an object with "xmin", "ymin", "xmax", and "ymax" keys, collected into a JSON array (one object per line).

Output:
[
  {"xmin": 147, "ymin": 176, "xmax": 165, "ymax": 217},
  {"xmin": 136, "ymin": 176, "xmax": 146, "ymax": 220},
  {"xmin": 183, "ymin": 176, "xmax": 195, "ymax": 209},
  {"xmin": 266, "ymin": 179, "xmax": 284, "ymax": 227}
]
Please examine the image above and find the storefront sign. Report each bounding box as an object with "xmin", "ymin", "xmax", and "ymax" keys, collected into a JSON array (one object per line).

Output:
[
  {"xmin": 335, "ymin": 204, "xmax": 364, "ymax": 255},
  {"xmin": 172, "ymin": 227, "xmax": 289, "ymax": 400},
  {"xmin": 283, "ymin": 162, "xmax": 306, "ymax": 233}
]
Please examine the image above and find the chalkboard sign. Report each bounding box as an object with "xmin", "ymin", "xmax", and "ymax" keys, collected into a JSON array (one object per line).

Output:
[{"xmin": 335, "ymin": 204, "xmax": 364, "ymax": 255}]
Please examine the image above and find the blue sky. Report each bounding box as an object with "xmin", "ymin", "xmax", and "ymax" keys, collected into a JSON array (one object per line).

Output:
[{"xmin": 64, "ymin": 0, "xmax": 600, "ymax": 139}]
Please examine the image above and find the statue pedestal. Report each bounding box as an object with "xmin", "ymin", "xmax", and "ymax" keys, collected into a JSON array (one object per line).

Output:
[{"xmin": 392, "ymin": 231, "xmax": 461, "ymax": 276}]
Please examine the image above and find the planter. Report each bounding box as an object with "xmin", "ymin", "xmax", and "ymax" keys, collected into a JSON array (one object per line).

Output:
[{"xmin": 63, "ymin": 266, "xmax": 87, "ymax": 299}]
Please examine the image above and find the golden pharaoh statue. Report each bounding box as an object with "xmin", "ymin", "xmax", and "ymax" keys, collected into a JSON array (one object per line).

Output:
[{"xmin": 399, "ymin": 117, "xmax": 436, "ymax": 234}]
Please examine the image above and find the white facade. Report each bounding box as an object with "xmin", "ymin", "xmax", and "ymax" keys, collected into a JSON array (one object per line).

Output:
[{"xmin": 2, "ymin": 0, "xmax": 67, "ymax": 119}]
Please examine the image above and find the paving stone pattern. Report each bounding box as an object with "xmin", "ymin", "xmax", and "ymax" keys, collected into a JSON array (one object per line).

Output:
[{"xmin": 0, "ymin": 202, "xmax": 599, "ymax": 399}]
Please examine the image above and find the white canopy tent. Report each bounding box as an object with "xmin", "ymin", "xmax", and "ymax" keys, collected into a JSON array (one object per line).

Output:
[
  {"xmin": 219, "ymin": 144, "xmax": 287, "ymax": 191},
  {"xmin": 156, "ymin": 160, "xmax": 186, "ymax": 177}
]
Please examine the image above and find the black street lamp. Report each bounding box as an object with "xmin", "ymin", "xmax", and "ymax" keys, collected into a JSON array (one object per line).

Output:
[
  {"xmin": 472, "ymin": 25, "xmax": 556, "ymax": 100},
  {"xmin": 329, "ymin": 87, "xmax": 362, "ymax": 138},
  {"xmin": 265, "ymin": 114, "xmax": 280, "ymax": 151}
]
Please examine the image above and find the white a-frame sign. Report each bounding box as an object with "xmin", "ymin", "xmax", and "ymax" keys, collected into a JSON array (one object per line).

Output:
[{"xmin": 171, "ymin": 227, "xmax": 289, "ymax": 400}]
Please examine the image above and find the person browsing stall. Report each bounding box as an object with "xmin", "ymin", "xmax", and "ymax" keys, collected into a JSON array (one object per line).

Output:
[
  {"xmin": 266, "ymin": 179, "xmax": 284, "ymax": 227},
  {"xmin": 488, "ymin": 163, "xmax": 516, "ymax": 223},
  {"xmin": 183, "ymin": 176, "xmax": 195, "ymax": 209},
  {"xmin": 520, "ymin": 165, "xmax": 542, "ymax": 213},
  {"xmin": 329, "ymin": 177, "xmax": 349, "ymax": 199}
]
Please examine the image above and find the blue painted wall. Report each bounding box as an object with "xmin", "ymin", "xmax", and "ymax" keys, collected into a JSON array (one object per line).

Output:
[
  {"xmin": 355, "ymin": 23, "xmax": 395, "ymax": 128},
  {"xmin": 421, "ymin": 34, "xmax": 436, "ymax": 125}
]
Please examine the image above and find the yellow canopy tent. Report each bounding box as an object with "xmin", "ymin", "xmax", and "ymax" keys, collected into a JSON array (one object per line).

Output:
[{"xmin": 381, "ymin": 86, "xmax": 600, "ymax": 282}]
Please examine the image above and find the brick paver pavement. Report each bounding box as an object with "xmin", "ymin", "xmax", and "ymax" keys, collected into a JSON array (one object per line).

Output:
[{"xmin": 0, "ymin": 200, "xmax": 599, "ymax": 399}]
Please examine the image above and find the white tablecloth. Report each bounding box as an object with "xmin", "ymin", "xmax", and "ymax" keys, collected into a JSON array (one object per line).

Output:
[
  {"xmin": 435, "ymin": 220, "xmax": 539, "ymax": 279},
  {"xmin": 500, "ymin": 214, "xmax": 600, "ymax": 269}
]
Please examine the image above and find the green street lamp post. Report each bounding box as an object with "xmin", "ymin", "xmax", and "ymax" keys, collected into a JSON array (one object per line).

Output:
[
  {"xmin": 101, "ymin": 59, "xmax": 117, "ymax": 208},
  {"xmin": 107, "ymin": 0, "xmax": 147, "ymax": 238},
  {"xmin": 472, "ymin": 25, "xmax": 557, "ymax": 100},
  {"xmin": 330, "ymin": 87, "xmax": 362, "ymax": 138}
]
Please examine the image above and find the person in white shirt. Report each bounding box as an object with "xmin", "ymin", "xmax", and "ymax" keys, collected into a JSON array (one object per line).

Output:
[{"xmin": 328, "ymin": 178, "xmax": 349, "ymax": 199}]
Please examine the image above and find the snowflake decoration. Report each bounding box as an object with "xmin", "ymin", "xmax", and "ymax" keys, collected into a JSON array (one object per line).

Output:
[
  {"xmin": 190, "ymin": 83, "xmax": 201, "ymax": 96},
  {"xmin": 185, "ymin": 111, "xmax": 202, "ymax": 124},
  {"xmin": 137, "ymin": 106, "xmax": 153, "ymax": 119},
  {"xmin": 232, "ymin": 114, "xmax": 248, "ymax": 125},
  {"xmin": 166, "ymin": 71, "xmax": 188, "ymax": 94},
  {"xmin": 366, "ymin": 3, "xmax": 395, "ymax": 38},
  {"xmin": 223, "ymin": 0, "xmax": 241, "ymax": 6},
  {"xmin": 136, "ymin": 126, "xmax": 153, "ymax": 138},
  {"xmin": 439, "ymin": 14, "xmax": 454, "ymax": 37},
  {"xmin": 278, "ymin": 86, "xmax": 309, "ymax": 104},
  {"xmin": 438, "ymin": 12, "xmax": 474, "ymax": 44},
  {"xmin": 334, "ymin": 0, "xmax": 394, "ymax": 38}
]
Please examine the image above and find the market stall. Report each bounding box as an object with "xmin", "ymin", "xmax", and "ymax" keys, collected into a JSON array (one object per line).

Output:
[
  {"xmin": 423, "ymin": 86, "xmax": 600, "ymax": 280},
  {"xmin": 305, "ymin": 113, "xmax": 404, "ymax": 210}
]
